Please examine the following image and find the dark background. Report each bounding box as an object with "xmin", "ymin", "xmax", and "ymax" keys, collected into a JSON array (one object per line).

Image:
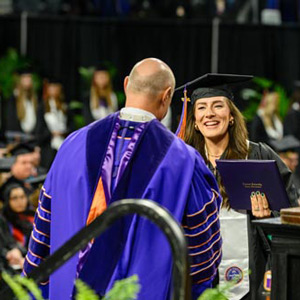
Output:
[{"xmin": 1, "ymin": 14, "xmax": 300, "ymax": 127}]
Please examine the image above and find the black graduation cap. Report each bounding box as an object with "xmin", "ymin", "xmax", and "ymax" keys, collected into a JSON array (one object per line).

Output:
[
  {"xmin": 0, "ymin": 157, "xmax": 16, "ymax": 172},
  {"xmin": 1, "ymin": 182, "xmax": 24, "ymax": 204},
  {"xmin": 95, "ymin": 63, "xmax": 109, "ymax": 72},
  {"xmin": 5, "ymin": 131, "xmax": 35, "ymax": 143},
  {"xmin": 25, "ymin": 174, "xmax": 47, "ymax": 186},
  {"xmin": 175, "ymin": 73, "xmax": 253, "ymax": 104},
  {"xmin": 18, "ymin": 66, "xmax": 34, "ymax": 75},
  {"xmin": 174, "ymin": 73, "xmax": 253, "ymax": 139},
  {"xmin": 46, "ymin": 77, "xmax": 62, "ymax": 85},
  {"xmin": 269, "ymin": 135, "xmax": 300, "ymax": 153},
  {"xmin": 7, "ymin": 142, "xmax": 35, "ymax": 156}
]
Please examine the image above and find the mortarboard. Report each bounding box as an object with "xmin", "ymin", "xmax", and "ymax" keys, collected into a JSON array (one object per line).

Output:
[
  {"xmin": 175, "ymin": 73, "xmax": 253, "ymax": 104},
  {"xmin": 269, "ymin": 135, "xmax": 300, "ymax": 153},
  {"xmin": 7, "ymin": 142, "xmax": 35, "ymax": 156},
  {"xmin": 18, "ymin": 66, "xmax": 34, "ymax": 75},
  {"xmin": 95, "ymin": 63, "xmax": 109, "ymax": 72},
  {"xmin": 174, "ymin": 73, "xmax": 253, "ymax": 139},
  {"xmin": 46, "ymin": 77, "xmax": 62, "ymax": 85},
  {"xmin": 25, "ymin": 174, "xmax": 47, "ymax": 186},
  {"xmin": 0, "ymin": 157, "xmax": 16, "ymax": 172},
  {"xmin": 5, "ymin": 131, "xmax": 35, "ymax": 144}
]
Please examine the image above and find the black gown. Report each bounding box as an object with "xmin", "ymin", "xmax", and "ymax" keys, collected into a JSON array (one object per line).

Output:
[{"xmin": 209, "ymin": 141, "xmax": 299, "ymax": 300}]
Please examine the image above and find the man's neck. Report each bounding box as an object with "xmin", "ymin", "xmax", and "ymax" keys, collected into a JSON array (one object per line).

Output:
[{"xmin": 120, "ymin": 107, "xmax": 156, "ymax": 122}]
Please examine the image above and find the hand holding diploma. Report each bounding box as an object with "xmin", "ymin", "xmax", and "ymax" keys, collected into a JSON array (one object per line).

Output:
[{"xmin": 250, "ymin": 191, "xmax": 271, "ymax": 218}]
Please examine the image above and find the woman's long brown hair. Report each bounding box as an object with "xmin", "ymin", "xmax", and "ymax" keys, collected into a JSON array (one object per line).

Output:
[
  {"xmin": 16, "ymin": 88, "xmax": 37, "ymax": 121},
  {"xmin": 90, "ymin": 73, "xmax": 113, "ymax": 110},
  {"xmin": 43, "ymin": 84, "xmax": 66, "ymax": 114},
  {"xmin": 184, "ymin": 98, "xmax": 249, "ymax": 208}
]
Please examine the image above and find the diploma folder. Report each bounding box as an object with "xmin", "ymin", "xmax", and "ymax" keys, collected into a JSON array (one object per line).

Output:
[{"xmin": 216, "ymin": 159, "xmax": 290, "ymax": 211}]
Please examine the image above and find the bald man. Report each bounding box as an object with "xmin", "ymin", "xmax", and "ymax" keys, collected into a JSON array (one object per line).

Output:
[{"xmin": 24, "ymin": 58, "xmax": 222, "ymax": 300}]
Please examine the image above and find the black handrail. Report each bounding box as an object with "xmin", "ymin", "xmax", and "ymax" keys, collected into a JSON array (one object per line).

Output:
[{"xmin": 27, "ymin": 199, "xmax": 191, "ymax": 300}]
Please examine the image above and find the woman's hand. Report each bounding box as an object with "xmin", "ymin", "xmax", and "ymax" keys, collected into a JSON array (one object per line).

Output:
[
  {"xmin": 250, "ymin": 191, "xmax": 271, "ymax": 218},
  {"xmin": 6, "ymin": 248, "xmax": 25, "ymax": 268}
]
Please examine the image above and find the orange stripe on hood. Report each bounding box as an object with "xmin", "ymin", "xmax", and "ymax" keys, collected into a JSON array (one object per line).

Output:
[{"xmin": 86, "ymin": 177, "xmax": 107, "ymax": 226}]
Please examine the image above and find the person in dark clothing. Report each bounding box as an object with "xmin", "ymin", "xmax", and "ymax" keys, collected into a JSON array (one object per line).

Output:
[
  {"xmin": 2, "ymin": 183, "xmax": 35, "ymax": 248},
  {"xmin": 0, "ymin": 144, "xmax": 35, "ymax": 202},
  {"xmin": 0, "ymin": 214, "xmax": 26, "ymax": 273},
  {"xmin": 82, "ymin": 65, "xmax": 118, "ymax": 125},
  {"xmin": 38, "ymin": 79, "xmax": 70, "ymax": 169},
  {"xmin": 183, "ymin": 73, "xmax": 298, "ymax": 300},
  {"xmin": 250, "ymin": 91, "xmax": 283, "ymax": 146},
  {"xmin": 284, "ymin": 86, "xmax": 300, "ymax": 139},
  {"xmin": 5, "ymin": 69, "xmax": 39, "ymax": 137},
  {"xmin": 270, "ymin": 135, "xmax": 300, "ymax": 203}
]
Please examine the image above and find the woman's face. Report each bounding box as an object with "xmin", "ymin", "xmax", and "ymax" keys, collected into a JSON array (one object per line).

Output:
[
  {"xmin": 47, "ymin": 84, "xmax": 61, "ymax": 98},
  {"xmin": 264, "ymin": 92, "xmax": 279, "ymax": 115},
  {"xmin": 94, "ymin": 71, "xmax": 110, "ymax": 89},
  {"xmin": 20, "ymin": 74, "xmax": 33, "ymax": 91},
  {"xmin": 194, "ymin": 96, "xmax": 232, "ymax": 142},
  {"xmin": 9, "ymin": 187, "xmax": 28, "ymax": 213}
]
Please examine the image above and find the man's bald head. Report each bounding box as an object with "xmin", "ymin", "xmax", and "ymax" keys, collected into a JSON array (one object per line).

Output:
[{"xmin": 126, "ymin": 58, "xmax": 175, "ymax": 98}]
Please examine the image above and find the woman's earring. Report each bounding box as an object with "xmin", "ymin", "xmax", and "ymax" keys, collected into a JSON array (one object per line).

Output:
[
  {"xmin": 195, "ymin": 123, "xmax": 199, "ymax": 131},
  {"xmin": 229, "ymin": 119, "xmax": 234, "ymax": 126}
]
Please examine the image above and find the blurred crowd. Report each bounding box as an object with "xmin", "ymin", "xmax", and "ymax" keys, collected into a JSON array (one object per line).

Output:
[
  {"xmin": 0, "ymin": 65, "xmax": 121, "ymax": 276},
  {"xmin": 1, "ymin": 62, "xmax": 300, "ymax": 278},
  {"xmin": 0, "ymin": 0, "xmax": 300, "ymax": 23},
  {"xmin": 0, "ymin": 64, "xmax": 174, "ymax": 277}
]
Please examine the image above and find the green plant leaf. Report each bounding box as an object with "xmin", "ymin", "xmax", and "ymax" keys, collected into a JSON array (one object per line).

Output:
[
  {"xmin": 1, "ymin": 272, "xmax": 31, "ymax": 300},
  {"xmin": 104, "ymin": 274, "xmax": 140, "ymax": 300},
  {"xmin": 75, "ymin": 279, "xmax": 100, "ymax": 300},
  {"xmin": 0, "ymin": 48, "xmax": 40, "ymax": 100},
  {"xmin": 14, "ymin": 275, "xmax": 44, "ymax": 300}
]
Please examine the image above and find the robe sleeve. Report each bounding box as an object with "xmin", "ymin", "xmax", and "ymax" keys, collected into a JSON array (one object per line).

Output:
[
  {"xmin": 22, "ymin": 184, "xmax": 52, "ymax": 297},
  {"xmin": 182, "ymin": 154, "xmax": 222, "ymax": 299}
]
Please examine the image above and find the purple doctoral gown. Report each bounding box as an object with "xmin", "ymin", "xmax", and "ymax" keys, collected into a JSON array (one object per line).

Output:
[{"xmin": 24, "ymin": 112, "xmax": 222, "ymax": 300}]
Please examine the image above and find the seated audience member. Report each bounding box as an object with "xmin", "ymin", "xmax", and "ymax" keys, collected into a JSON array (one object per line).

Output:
[
  {"xmin": 250, "ymin": 91, "xmax": 283, "ymax": 145},
  {"xmin": 270, "ymin": 135, "xmax": 300, "ymax": 200},
  {"xmin": 0, "ymin": 214, "xmax": 26, "ymax": 274},
  {"xmin": 83, "ymin": 65, "xmax": 118, "ymax": 125},
  {"xmin": 284, "ymin": 81, "xmax": 300, "ymax": 139},
  {"xmin": 38, "ymin": 79, "xmax": 69, "ymax": 169},
  {"xmin": 2, "ymin": 183, "xmax": 35, "ymax": 248},
  {"xmin": 183, "ymin": 73, "xmax": 298, "ymax": 300},
  {"xmin": 31, "ymin": 146, "xmax": 47, "ymax": 177},
  {"xmin": 5, "ymin": 68, "xmax": 39, "ymax": 136},
  {"xmin": 0, "ymin": 143, "xmax": 35, "ymax": 199}
]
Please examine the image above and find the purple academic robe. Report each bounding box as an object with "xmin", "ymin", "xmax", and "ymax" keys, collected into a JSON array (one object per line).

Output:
[{"xmin": 24, "ymin": 112, "xmax": 222, "ymax": 300}]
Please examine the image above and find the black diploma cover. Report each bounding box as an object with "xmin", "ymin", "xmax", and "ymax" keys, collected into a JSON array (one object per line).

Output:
[{"xmin": 216, "ymin": 159, "xmax": 290, "ymax": 211}]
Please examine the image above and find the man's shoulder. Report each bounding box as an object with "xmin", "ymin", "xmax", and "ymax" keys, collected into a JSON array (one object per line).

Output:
[{"xmin": 63, "ymin": 113, "xmax": 118, "ymax": 146}]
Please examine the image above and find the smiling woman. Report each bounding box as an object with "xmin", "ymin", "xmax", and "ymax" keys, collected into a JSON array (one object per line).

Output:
[
  {"xmin": 194, "ymin": 97, "xmax": 232, "ymax": 155},
  {"xmin": 181, "ymin": 73, "xmax": 299, "ymax": 300}
]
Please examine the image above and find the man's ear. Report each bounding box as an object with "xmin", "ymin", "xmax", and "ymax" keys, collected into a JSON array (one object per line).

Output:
[
  {"xmin": 123, "ymin": 76, "xmax": 129, "ymax": 93},
  {"xmin": 162, "ymin": 87, "xmax": 172, "ymax": 105}
]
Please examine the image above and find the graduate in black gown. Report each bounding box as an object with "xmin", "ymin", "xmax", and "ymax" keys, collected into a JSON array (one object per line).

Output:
[{"xmin": 180, "ymin": 73, "xmax": 299, "ymax": 300}]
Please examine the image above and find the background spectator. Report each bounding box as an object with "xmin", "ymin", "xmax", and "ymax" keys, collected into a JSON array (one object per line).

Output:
[
  {"xmin": 38, "ymin": 79, "xmax": 69, "ymax": 169},
  {"xmin": 0, "ymin": 143, "xmax": 35, "ymax": 202},
  {"xmin": 0, "ymin": 214, "xmax": 26, "ymax": 276},
  {"xmin": 250, "ymin": 91, "xmax": 283, "ymax": 145},
  {"xmin": 1, "ymin": 183, "xmax": 34, "ymax": 248},
  {"xmin": 270, "ymin": 135, "xmax": 300, "ymax": 201},
  {"xmin": 83, "ymin": 65, "xmax": 118, "ymax": 125},
  {"xmin": 5, "ymin": 69, "xmax": 39, "ymax": 137}
]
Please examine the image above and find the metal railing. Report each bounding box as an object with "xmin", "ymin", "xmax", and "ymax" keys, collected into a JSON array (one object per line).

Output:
[{"xmin": 25, "ymin": 199, "xmax": 191, "ymax": 300}]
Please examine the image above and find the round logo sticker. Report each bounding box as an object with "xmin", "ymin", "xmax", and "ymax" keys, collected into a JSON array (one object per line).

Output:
[{"xmin": 225, "ymin": 266, "xmax": 244, "ymax": 284}]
